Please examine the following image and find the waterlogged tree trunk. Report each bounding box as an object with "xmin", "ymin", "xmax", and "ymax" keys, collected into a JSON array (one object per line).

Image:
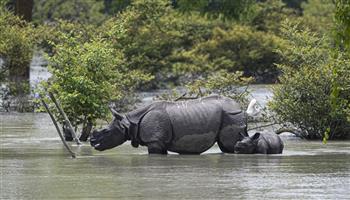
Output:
[
  {"xmin": 63, "ymin": 117, "xmax": 93, "ymax": 142},
  {"xmin": 63, "ymin": 124, "xmax": 73, "ymax": 141},
  {"xmin": 9, "ymin": 0, "xmax": 34, "ymax": 111},
  {"xmin": 104, "ymin": 0, "xmax": 112, "ymax": 15},
  {"xmin": 15, "ymin": 0, "xmax": 33, "ymax": 21},
  {"xmin": 80, "ymin": 120, "xmax": 93, "ymax": 141}
]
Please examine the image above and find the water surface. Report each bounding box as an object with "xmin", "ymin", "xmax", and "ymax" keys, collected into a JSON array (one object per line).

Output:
[{"xmin": 1, "ymin": 113, "xmax": 349, "ymax": 199}]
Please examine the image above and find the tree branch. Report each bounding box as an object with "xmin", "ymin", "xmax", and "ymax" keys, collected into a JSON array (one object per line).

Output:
[
  {"xmin": 41, "ymin": 97, "xmax": 76, "ymax": 158},
  {"xmin": 174, "ymin": 92, "xmax": 200, "ymax": 101},
  {"xmin": 248, "ymin": 122, "xmax": 278, "ymax": 131},
  {"xmin": 48, "ymin": 92, "xmax": 81, "ymax": 145}
]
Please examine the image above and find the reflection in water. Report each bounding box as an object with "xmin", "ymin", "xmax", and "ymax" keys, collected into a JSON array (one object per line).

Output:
[{"xmin": 1, "ymin": 113, "xmax": 350, "ymax": 199}]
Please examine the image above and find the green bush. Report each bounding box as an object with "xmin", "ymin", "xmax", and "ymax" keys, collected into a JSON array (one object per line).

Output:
[
  {"xmin": 334, "ymin": 0, "xmax": 350, "ymax": 51},
  {"xmin": 100, "ymin": 0, "xmax": 229, "ymax": 88},
  {"xmin": 44, "ymin": 31, "xmax": 152, "ymax": 138},
  {"xmin": 175, "ymin": 0, "xmax": 257, "ymax": 22},
  {"xmin": 96, "ymin": 0, "xmax": 289, "ymax": 87},
  {"xmin": 32, "ymin": 0, "xmax": 106, "ymax": 25},
  {"xmin": 269, "ymin": 21, "xmax": 350, "ymax": 139},
  {"xmin": 301, "ymin": 0, "xmax": 335, "ymax": 36},
  {"xmin": 172, "ymin": 25, "xmax": 285, "ymax": 83},
  {"xmin": 99, "ymin": 0, "xmax": 178, "ymax": 88},
  {"xmin": 35, "ymin": 19, "xmax": 97, "ymax": 56},
  {"xmin": 0, "ymin": 10, "xmax": 34, "ymax": 82},
  {"xmin": 251, "ymin": 0, "xmax": 297, "ymax": 35},
  {"xmin": 0, "ymin": 10, "xmax": 36, "ymax": 111}
]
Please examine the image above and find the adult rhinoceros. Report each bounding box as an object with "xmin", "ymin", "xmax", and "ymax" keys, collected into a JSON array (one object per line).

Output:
[{"xmin": 90, "ymin": 95, "xmax": 257, "ymax": 154}]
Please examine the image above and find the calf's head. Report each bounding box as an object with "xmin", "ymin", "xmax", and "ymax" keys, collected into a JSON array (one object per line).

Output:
[
  {"xmin": 90, "ymin": 108, "xmax": 128, "ymax": 151},
  {"xmin": 234, "ymin": 132, "xmax": 260, "ymax": 154}
]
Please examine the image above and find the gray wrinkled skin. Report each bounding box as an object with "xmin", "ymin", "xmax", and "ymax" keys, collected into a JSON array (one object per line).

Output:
[
  {"xmin": 234, "ymin": 132, "xmax": 284, "ymax": 154},
  {"xmin": 90, "ymin": 95, "xmax": 248, "ymax": 154}
]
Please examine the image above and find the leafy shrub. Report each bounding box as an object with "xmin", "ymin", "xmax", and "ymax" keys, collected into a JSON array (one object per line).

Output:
[
  {"xmin": 0, "ymin": 9, "xmax": 37, "ymax": 111},
  {"xmin": 43, "ymin": 32, "xmax": 152, "ymax": 139},
  {"xmin": 251, "ymin": 0, "xmax": 297, "ymax": 35},
  {"xmin": 35, "ymin": 19, "xmax": 97, "ymax": 56},
  {"xmin": 100, "ymin": 0, "xmax": 230, "ymax": 88},
  {"xmin": 269, "ymin": 21, "xmax": 350, "ymax": 139},
  {"xmin": 0, "ymin": 10, "xmax": 34, "ymax": 83},
  {"xmin": 334, "ymin": 0, "xmax": 350, "ymax": 51},
  {"xmin": 301, "ymin": 0, "xmax": 335, "ymax": 36},
  {"xmin": 175, "ymin": 0, "xmax": 257, "ymax": 22},
  {"xmin": 32, "ymin": 0, "xmax": 106, "ymax": 25},
  {"xmin": 172, "ymin": 25, "xmax": 285, "ymax": 83},
  {"xmin": 99, "ymin": 0, "xmax": 178, "ymax": 88},
  {"xmin": 96, "ymin": 0, "xmax": 289, "ymax": 87}
]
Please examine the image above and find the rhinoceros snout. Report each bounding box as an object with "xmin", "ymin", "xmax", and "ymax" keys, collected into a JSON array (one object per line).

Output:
[
  {"xmin": 90, "ymin": 129, "xmax": 111, "ymax": 151},
  {"xmin": 90, "ymin": 138, "xmax": 103, "ymax": 150},
  {"xmin": 90, "ymin": 137, "xmax": 97, "ymax": 144},
  {"xmin": 90, "ymin": 130, "xmax": 100, "ymax": 147}
]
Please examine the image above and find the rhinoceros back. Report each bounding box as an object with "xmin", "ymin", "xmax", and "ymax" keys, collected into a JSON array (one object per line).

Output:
[{"xmin": 166, "ymin": 97, "xmax": 223, "ymax": 153}]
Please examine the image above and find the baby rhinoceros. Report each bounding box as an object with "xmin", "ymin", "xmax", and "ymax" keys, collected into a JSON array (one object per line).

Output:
[{"xmin": 234, "ymin": 132, "xmax": 284, "ymax": 154}]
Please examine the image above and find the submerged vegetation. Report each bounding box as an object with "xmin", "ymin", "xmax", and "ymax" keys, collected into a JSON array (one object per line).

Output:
[{"xmin": 0, "ymin": 0, "xmax": 349, "ymax": 140}]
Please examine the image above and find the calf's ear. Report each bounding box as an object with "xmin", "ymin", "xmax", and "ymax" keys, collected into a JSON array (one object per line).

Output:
[{"xmin": 251, "ymin": 132, "xmax": 260, "ymax": 141}]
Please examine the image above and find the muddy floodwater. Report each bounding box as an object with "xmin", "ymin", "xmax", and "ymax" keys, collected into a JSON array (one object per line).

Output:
[{"xmin": 1, "ymin": 113, "xmax": 350, "ymax": 200}]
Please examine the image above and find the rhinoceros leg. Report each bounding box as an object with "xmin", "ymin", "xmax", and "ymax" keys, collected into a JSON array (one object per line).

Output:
[
  {"xmin": 217, "ymin": 129, "xmax": 239, "ymax": 153},
  {"xmin": 139, "ymin": 110, "xmax": 172, "ymax": 154},
  {"xmin": 147, "ymin": 142, "xmax": 168, "ymax": 154},
  {"xmin": 218, "ymin": 112, "xmax": 247, "ymax": 153}
]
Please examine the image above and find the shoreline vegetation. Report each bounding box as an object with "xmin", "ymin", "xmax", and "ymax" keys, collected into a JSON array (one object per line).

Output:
[{"xmin": 1, "ymin": 0, "xmax": 349, "ymax": 140}]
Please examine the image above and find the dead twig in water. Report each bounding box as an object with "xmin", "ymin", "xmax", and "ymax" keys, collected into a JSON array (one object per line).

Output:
[
  {"xmin": 40, "ymin": 97, "xmax": 76, "ymax": 158},
  {"xmin": 48, "ymin": 92, "xmax": 81, "ymax": 145}
]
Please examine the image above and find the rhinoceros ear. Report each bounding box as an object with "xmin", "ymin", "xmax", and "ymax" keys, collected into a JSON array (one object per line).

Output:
[
  {"xmin": 251, "ymin": 132, "xmax": 260, "ymax": 141},
  {"xmin": 109, "ymin": 106, "xmax": 124, "ymax": 120}
]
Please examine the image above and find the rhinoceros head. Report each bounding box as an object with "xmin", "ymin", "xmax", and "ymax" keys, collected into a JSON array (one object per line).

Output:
[
  {"xmin": 234, "ymin": 132, "xmax": 260, "ymax": 154},
  {"xmin": 90, "ymin": 108, "xmax": 128, "ymax": 151}
]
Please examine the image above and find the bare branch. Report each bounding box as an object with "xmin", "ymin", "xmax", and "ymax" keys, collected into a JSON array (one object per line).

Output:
[
  {"xmin": 48, "ymin": 92, "xmax": 81, "ymax": 145},
  {"xmin": 248, "ymin": 122, "xmax": 278, "ymax": 131},
  {"xmin": 41, "ymin": 97, "xmax": 76, "ymax": 158},
  {"xmin": 174, "ymin": 92, "xmax": 187, "ymax": 101}
]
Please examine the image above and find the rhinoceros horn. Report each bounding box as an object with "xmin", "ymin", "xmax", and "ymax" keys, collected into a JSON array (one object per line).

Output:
[{"xmin": 109, "ymin": 106, "xmax": 124, "ymax": 120}]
